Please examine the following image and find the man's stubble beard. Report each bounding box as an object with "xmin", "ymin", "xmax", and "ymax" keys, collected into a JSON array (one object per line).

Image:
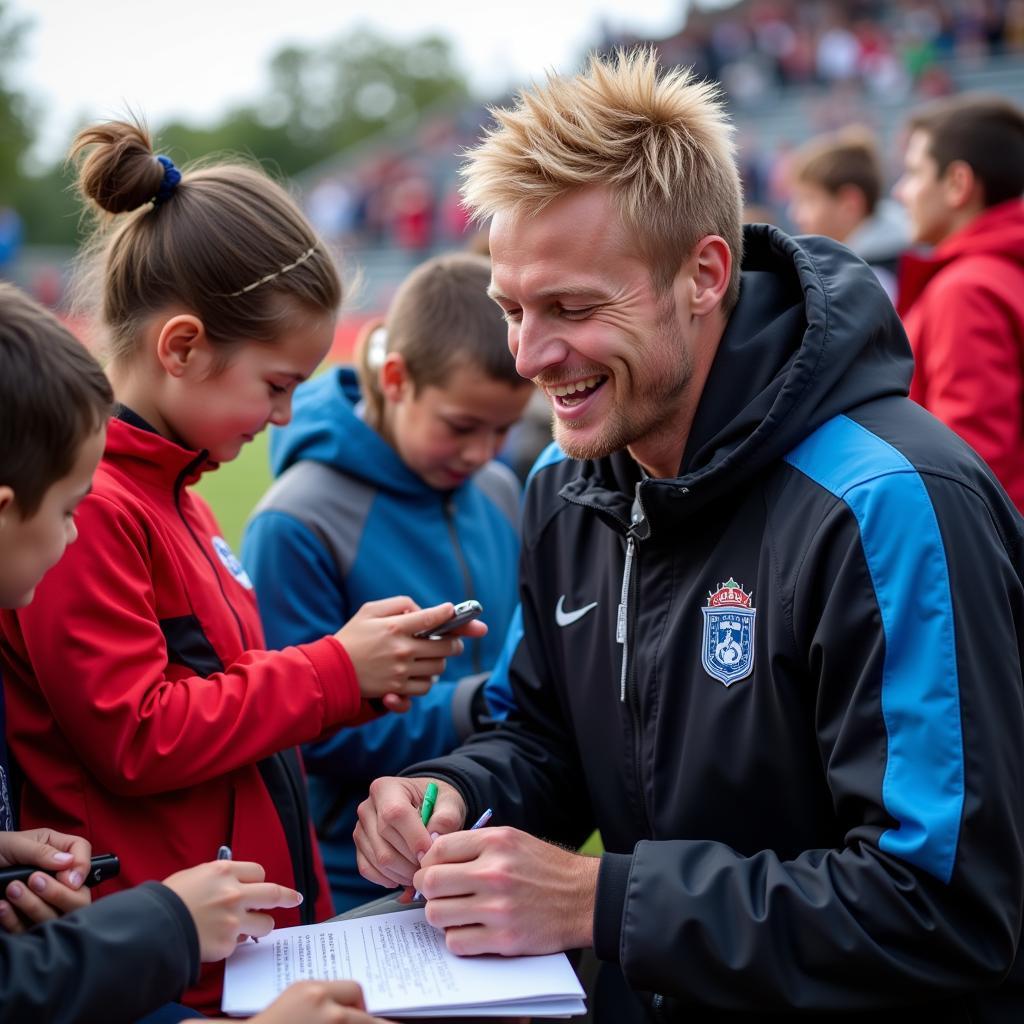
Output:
[{"xmin": 551, "ymin": 303, "xmax": 692, "ymax": 462}]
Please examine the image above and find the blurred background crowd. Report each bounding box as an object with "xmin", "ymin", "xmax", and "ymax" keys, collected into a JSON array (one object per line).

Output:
[{"xmin": 2, "ymin": 0, "xmax": 1023, "ymax": 540}]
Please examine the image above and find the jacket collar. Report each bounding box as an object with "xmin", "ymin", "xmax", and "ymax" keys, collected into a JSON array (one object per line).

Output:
[
  {"xmin": 107, "ymin": 406, "xmax": 214, "ymax": 491},
  {"xmin": 556, "ymin": 223, "xmax": 911, "ymax": 524},
  {"xmin": 897, "ymin": 198, "xmax": 1024, "ymax": 315}
]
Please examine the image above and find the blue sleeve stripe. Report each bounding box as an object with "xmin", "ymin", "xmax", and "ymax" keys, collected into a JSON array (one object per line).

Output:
[
  {"xmin": 483, "ymin": 603, "xmax": 523, "ymax": 722},
  {"xmin": 784, "ymin": 414, "xmax": 964, "ymax": 883},
  {"xmin": 526, "ymin": 442, "xmax": 568, "ymax": 489}
]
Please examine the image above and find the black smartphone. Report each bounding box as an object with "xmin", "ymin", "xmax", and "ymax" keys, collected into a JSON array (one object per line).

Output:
[
  {"xmin": 414, "ymin": 600, "xmax": 483, "ymax": 639},
  {"xmin": 0, "ymin": 852, "xmax": 120, "ymax": 890}
]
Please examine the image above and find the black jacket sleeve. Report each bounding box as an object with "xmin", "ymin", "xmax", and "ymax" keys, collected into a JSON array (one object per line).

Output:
[
  {"xmin": 0, "ymin": 881, "xmax": 200, "ymax": 1024},
  {"xmin": 595, "ymin": 472, "xmax": 1024, "ymax": 1010}
]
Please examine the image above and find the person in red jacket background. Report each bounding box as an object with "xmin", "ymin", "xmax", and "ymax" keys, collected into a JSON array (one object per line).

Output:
[
  {"xmin": 895, "ymin": 93, "xmax": 1024, "ymax": 512},
  {"xmin": 0, "ymin": 118, "xmax": 483, "ymax": 1016}
]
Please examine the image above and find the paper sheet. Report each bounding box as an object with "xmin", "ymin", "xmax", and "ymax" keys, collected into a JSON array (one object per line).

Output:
[{"xmin": 222, "ymin": 908, "xmax": 585, "ymax": 1018}]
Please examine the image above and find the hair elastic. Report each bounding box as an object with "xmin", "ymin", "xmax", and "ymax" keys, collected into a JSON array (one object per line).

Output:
[
  {"xmin": 153, "ymin": 156, "xmax": 181, "ymax": 207},
  {"xmin": 225, "ymin": 244, "xmax": 319, "ymax": 297}
]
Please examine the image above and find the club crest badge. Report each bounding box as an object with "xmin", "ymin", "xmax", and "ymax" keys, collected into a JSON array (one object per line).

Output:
[
  {"xmin": 212, "ymin": 535, "xmax": 254, "ymax": 590},
  {"xmin": 701, "ymin": 578, "xmax": 755, "ymax": 686}
]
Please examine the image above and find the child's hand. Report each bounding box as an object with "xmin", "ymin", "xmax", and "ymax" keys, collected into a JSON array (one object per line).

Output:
[
  {"xmin": 161, "ymin": 859, "xmax": 302, "ymax": 962},
  {"xmin": 247, "ymin": 980, "xmax": 391, "ymax": 1023},
  {"xmin": 336, "ymin": 598, "xmax": 486, "ymax": 702},
  {"xmin": 0, "ymin": 827, "xmax": 93, "ymax": 932}
]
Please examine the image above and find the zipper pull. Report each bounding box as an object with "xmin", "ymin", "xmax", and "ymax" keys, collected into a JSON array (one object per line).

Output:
[{"xmin": 616, "ymin": 536, "xmax": 634, "ymax": 644}]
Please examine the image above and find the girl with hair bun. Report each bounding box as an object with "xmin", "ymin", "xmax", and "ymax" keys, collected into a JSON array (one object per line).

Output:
[{"xmin": 0, "ymin": 119, "xmax": 482, "ymax": 1014}]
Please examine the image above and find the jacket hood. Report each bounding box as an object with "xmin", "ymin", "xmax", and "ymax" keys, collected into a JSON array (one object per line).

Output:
[
  {"xmin": 269, "ymin": 367, "xmax": 438, "ymax": 498},
  {"xmin": 568, "ymin": 223, "xmax": 913, "ymax": 513},
  {"xmin": 897, "ymin": 199, "xmax": 1024, "ymax": 315}
]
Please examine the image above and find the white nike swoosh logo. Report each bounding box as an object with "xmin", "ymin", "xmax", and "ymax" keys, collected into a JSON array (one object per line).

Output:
[{"xmin": 555, "ymin": 595, "xmax": 599, "ymax": 627}]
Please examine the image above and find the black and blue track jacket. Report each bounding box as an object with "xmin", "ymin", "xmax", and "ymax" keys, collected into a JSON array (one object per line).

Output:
[{"xmin": 405, "ymin": 225, "xmax": 1024, "ymax": 1021}]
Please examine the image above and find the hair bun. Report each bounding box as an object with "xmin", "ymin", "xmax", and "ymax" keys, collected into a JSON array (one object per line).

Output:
[{"xmin": 71, "ymin": 119, "xmax": 167, "ymax": 214}]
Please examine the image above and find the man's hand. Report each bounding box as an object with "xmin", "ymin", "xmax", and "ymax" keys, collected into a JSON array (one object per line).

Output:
[
  {"xmin": 354, "ymin": 777, "xmax": 466, "ymax": 889},
  {"xmin": 413, "ymin": 827, "xmax": 599, "ymax": 956},
  {"xmin": 0, "ymin": 828, "xmax": 92, "ymax": 932},
  {"xmin": 162, "ymin": 860, "xmax": 303, "ymax": 962},
  {"xmin": 248, "ymin": 980, "xmax": 391, "ymax": 1023}
]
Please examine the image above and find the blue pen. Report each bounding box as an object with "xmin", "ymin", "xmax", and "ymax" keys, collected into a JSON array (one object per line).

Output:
[{"xmin": 414, "ymin": 807, "xmax": 493, "ymax": 901}]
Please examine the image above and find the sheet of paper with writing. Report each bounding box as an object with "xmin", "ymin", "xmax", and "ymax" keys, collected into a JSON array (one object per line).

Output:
[{"xmin": 221, "ymin": 908, "xmax": 586, "ymax": 1018}]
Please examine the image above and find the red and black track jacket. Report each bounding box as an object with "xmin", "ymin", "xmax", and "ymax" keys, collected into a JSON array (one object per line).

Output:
[{"xmin": 0, "ymin": 411, "xmax": 369, "ymax": 1013}]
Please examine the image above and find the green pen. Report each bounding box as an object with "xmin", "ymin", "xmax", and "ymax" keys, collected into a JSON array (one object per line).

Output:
[{"xmin": 420, "ymin": 782, "xmax": 439, "ymax": 826}]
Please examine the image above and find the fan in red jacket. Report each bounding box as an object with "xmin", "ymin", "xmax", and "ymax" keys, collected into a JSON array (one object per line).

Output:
[{"xmin": 895, "ymin": 94, "xmax": 1024, "ymax": 512}]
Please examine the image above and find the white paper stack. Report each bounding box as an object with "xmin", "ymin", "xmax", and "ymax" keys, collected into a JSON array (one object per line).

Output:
[{"xmin": 221, "ymin": 908, "xmax": 586, "ymax": 1018}]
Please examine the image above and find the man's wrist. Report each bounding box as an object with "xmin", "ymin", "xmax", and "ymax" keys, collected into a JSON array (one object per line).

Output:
[{"xmin": 566, "ymin": 853, "xmax": 601, "ymax": 949}]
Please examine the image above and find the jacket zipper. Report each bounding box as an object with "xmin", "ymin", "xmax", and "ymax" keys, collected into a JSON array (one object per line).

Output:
[
  {"xmin": 173, "ymin": 455, "xmax": 250, "ymax": 651},
  {"xmin": 443, "ymin": 495, "xmax": 481, "ymax": 673},
  {"xmin": 622, "ymin": 486, "xmax": 652, "ymax": 835},
  {"xmin": 617, "ymin": 536, "xmax": 635, "ymax": 702},
  {"xmin": 174, "ymin": 456, "xmax": 313, "ymax": 915},
  {"xmin": 566, "ymin": 484, "xmax": 653, "ymax": 836}
]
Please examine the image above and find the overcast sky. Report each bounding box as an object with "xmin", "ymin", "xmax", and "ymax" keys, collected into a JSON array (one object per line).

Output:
[{"xmin": 10, "ymin": 0, "xmax": 714, "ymax": 166}]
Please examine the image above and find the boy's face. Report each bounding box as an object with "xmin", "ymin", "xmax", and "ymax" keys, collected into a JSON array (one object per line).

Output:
[
  {"xmin": 383, "ymin": 361, "xmax": 532, "ymax": 490},
  {"xmin": 0, "ymin": 426, "xmax": 106, "ymax": 607}
]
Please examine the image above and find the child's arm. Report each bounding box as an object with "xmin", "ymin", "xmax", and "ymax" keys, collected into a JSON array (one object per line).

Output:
[
  {"xmin": 3, "ymin": 495, "xmax": 435, "ymax": 796},
  {"xmin": 243, "ymin": 506, "xmax": 487, "ymax": 780}
]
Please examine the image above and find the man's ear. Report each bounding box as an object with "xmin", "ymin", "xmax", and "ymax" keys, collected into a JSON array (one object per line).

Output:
[
  {"xmin": 942, "ymin": 159, "xmax": 981, "ymax": 211},
  {"xmin": 680, "ymin": 235, "xmax": 732, "ymax": 318},
  {"xmin": 0, "ymin": 485, "xmax": 16, "ymax": 524},
  {"xmin": 379, "ymin": 352, "xmax": 412, "ymax": 403},
  {"xmin": 154, "ymin": 314, "xmax": 209, "ymax": 379}
]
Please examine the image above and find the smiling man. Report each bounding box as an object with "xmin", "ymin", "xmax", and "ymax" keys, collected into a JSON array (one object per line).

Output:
[{"xmin": 354, "ymin": 50, "xmax": 1024, "ymax": 1022}]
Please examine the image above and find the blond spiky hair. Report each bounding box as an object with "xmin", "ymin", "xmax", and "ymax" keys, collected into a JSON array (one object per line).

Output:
[{"xmin": 461, "ymin": 48, "xmax": 744, "ymax": 310}]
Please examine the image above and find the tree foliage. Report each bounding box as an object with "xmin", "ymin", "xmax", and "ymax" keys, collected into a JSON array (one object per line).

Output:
[
  {"xmin": 14, "ymin": 24, "xmax": 469, "ymax": 245},
  {"xmin": 0, "ymin": 1, "xmax": 34, "ymax": 193},
  {"xmin": 154, "ymin": 28, "xmax": 467, "ymax": 181}
]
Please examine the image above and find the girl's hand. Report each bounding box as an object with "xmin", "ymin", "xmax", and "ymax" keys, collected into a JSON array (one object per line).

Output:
[
  {"xmin": 0, "ymin": 828, "xmax": 93, "ymax": 932},
  {"xmin": 161, "ymin": 860, "xmax": 302, "ymax": 962},
  {"xmin": 336, "ymin": 598, "xmax": 486, "ymax": 701},
  {"xmin": 247, "ymin": 980, "xmax": 391, "ymax": 1023}
]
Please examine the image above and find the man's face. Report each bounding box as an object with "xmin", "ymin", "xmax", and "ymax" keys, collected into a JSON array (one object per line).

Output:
[
  {"xmin": 894, "ymin": 130, "xmax": 956, "ymax": 245},
  {"xmin": 488, "ymin": 187, "xmax": 693, "ymax": 464},
  {"xmin": 0, "ymin": 425, "xmax": 106, "ymax": 607}
]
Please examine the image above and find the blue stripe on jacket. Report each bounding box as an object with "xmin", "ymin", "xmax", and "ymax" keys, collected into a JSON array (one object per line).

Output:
[{"xmin": 784, "ymin": 413, "xmax": 964, "ymax": 883}]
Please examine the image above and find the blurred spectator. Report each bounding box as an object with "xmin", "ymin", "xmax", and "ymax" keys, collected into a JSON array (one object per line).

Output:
[
  {"xmin": 894, "ymin": 92, "xmax": 1024, "ymax": 511},
  {"xmin": 789, "ymin": 125, "xmax": 909, "ymax": 297}
]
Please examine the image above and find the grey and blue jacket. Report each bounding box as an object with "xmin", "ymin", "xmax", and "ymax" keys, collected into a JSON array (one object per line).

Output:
[
  {"xmin": 404, "ymin": 225, "xmax": 1024, "ymax": 1021},
  {"xmin": 241, "ymin": 366, "xmax": 521, "ymax": 912}
]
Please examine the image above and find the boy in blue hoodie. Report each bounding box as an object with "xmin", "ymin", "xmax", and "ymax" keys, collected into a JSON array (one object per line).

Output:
[{"xmin": 242, "ymin": 253, "xmax": 533, "ymax": 911}]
